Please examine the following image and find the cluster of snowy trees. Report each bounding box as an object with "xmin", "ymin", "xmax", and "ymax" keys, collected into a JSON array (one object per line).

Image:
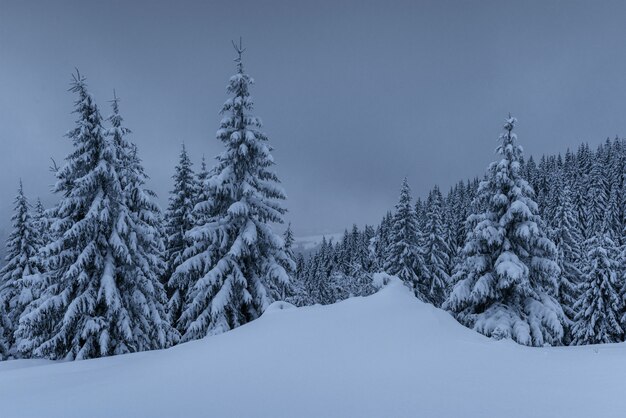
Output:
[
  {"xmin": 0, "ymin": 44, "xmax": 294, "ymax": 360},
  {"xmin": 295, "ymin": 117, "xmax": 626, "ymax": 347},
  {"xmin": 1, "ymin": 52, "xmax": 624, "ymax": 357}
]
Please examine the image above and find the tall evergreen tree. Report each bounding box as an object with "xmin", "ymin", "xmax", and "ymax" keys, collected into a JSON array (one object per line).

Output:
[
  {"xmin": 165, "ymin": 144, "xmax": 198, "ymax": 325},
  {"xmin": 572, "ymin": 234, "xmax": 623, "ymax": 345},
  {"xmin": 445, "ymin": 117, "xmax": 564, "ymax": 346},
  {"xmin": 372, "ymin": 212, "xmax": 392, "ymax": 269},
  {"xmin": 110, "ymin": 101, "xmax": 176, "ymax": 350},
  {"xmin": 165, "ymin": 144, "xmax": 197, "ymax": 275},
  {"xmin": 173, "ymin": 41, "xmax": 292, "ymax": 340},
  {"xmin": 0, "ymin": 181, "xmax": 41, "ymax": 358},
  {"xmin": 17, "ymin": 74, "xmax": 173, "ymax": 360},
  {"xmin": 32, "ymin": 198, "xmax": 51, "ymax": 250},
  {"xmin": 576, "ymin": 143, "xmax": 593, "ymax": 238},
  {"xmin": 384, "ymin": 178, "xmax": 424, "ymax": 296},
  {"xmin": 420, "ymin": 186, "xmax": 450, "ymax": 307},
  {"xmin": 550, "ymin": 183, "xmax": 584, "ymax": 333},
  {"xmin": 603, "ymin": 138, "xmax": 624, "ymax": 241},
  {"xmin": 268, "ymin": 223, "xmax": 295, "ymax": 301},
  {"xmin": 587, "ymin": 144, "xmax": 609, "ymax": 236}
]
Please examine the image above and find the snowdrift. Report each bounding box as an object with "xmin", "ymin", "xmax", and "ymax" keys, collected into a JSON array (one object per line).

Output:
[{"xmin": 0, "ymin": 280, "xmax": 624, "ymax": 418}]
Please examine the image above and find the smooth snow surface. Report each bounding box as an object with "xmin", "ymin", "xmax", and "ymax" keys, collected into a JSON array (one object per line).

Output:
[{"xmin": 0, "ymin": 279, "xmax": 623, "ymax": 418}]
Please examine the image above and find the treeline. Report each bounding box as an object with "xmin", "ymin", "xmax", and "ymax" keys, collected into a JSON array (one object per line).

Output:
[
  {"xmin": 0, "ymin": 44, "xmax": 295, "ymax": 360},
  {"xmin": 293, "ymin": 120, "xmax": 626, "ymax": 346}
]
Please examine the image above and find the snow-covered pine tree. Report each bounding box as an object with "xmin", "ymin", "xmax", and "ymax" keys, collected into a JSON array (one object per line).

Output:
[
  {"xmin": 587, "ymin": 144, "xmax": 609, "ymax": 237},
  {"xmin": 287, "ymin": 252, "xmax": 308, "ymax": 307},
  {"xmin": 576, "ymin": 143, "xmax": 594, "ymax": 238},
  {"xmin": 372, "ymin": 211, "xmax": 392, "ymax": 269},
  {"xmin": 195, "ymin": 154, "xmax": 210, "ymax": 206},
  {"xmin": 173, "ymin": 41, "xmax": 292, "ymax": 340},
  {"xmin": 267, "ymin": 223, "xmax": 295, "ymax": 301},
  {"xmin": 165, "ymin": 144, "xmax": 199, "ymax": 324},
  {"xmin": 550, "ymin": 183, "xmax": 584, "ymax": 336},
  {"xmin": 0, "ymin": 310, "xmax": 8, "ymax": 360},
  {"xmin": 571, "ymin": 234, "xmax": 623, "ymax": 345},
  {"xmin": 444, "ymin": 116, "xmax": 564, "ymax": 347},
  {"xmin": 165, "ymin": 144, "xmax": 197, "ymax": 272},
  {"xmin": 0, "ymin": 181, "xmax": 41, "ymax": 358},
  {"xmin": 603, "ymin": 138, "xmax": 624, "ymax": 241},
  {"xmin": 384, "ymin": 178, "xmax": 424, "ymax": 297},
  {"xmin": 420, "ymin": 185, "xmax": 450, "ymax": 307},
  {"xmin": 109, "ymin": 98, "xmax": 177, "ymax": 349},
  {"xmin": 32, "ymin": 198, "xmax": 51, "ymax": 251},
  {"xmin": 16, "ymin": 74, "xmax": 173, "ymax": 360}
]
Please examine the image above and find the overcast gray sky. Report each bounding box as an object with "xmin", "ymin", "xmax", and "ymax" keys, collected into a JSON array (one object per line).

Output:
[{"xmin": 1, "ymin": 0, "xmax": 626, "ymax": 237}]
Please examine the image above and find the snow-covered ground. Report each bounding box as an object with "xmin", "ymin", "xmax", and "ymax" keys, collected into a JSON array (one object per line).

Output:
[{"xmin": 0, "ymin": 280, "xmax": 623, "ymax": 418}]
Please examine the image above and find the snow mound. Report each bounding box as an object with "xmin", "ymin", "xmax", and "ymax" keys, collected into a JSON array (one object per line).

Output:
[
  {"xmin": 263, "ymin": 300, "xmax": 296, "ymax": 314},
  {"xmin": 1, "ymin": 282, "xmax": 625, "ymax": 418}
]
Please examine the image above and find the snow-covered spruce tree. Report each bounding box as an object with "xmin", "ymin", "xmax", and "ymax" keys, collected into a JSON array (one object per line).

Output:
[
  {"xmin": 0, "ymin": 311, "xmax": 8, "ymax": 359},
  {"xmin": 576, "ymin": 143, "xmax": 594, "ymax": 238},
  {"xmin": 287, "ymin": 253, "xmax": 308, "ymax": 307},
  {"xmin": 165, "ymin": 144, "xmax": 197, "ymax": 277},
  {"xmin": 0, "ymin": 181, "xmax": 41, "ymax": 358},
  {"xmin": 571, "ymin": 234, "xmax": 623, "ymax": 345},
  {"xmin": 550, "ymin": 183, "xmax": 584, "ymax": 335},
  {"xmin": 32, "ymin": 198, "xmax": 51, "ymax": 250},
  {"xmin": 603, "ymin": 138, "xmax": 624, "ymax": 241},
  {"xmin": 372, "ymin": 211, "xmax": 392, "ymax": 269},
  {"xmin": 587, "ymin": 145, "xmax": 609, "ymax": 236},
  {"xmin": 444, "ymin": 116, "xmax": 564, "ymax": 346},
  {"xmin": 384, "ymin": 178, "xmax": 425, "ymax": 297},
  {"xmin": 266, "ymin": 223, "xmax": 296, "ymax": 301},
  {"xmin": 196, "ymin": 155, "xmax": 210, "ymax": 199},
  {"xmin": 108, "ymin": 97, "xmax": 177, "ymax": 348},
  {"xmin": 420, "ymin": 186, "xmax": 450, "ymax": 307},
  {"xmin": 174, "ymin": 41, "xmax": 293, "ymax": 340},
  {"xmin": 164, "ymin": 144, "xmax": 199, "ymax": 324},
  {"xmin": 16, "ymin": 74, "xmax": 174, "ymax": 360}
]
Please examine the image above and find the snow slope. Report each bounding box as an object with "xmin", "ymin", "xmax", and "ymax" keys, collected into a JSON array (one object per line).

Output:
[{"xmin": 0, "ymin": 280, "xmax": 624, "ymax": 418}]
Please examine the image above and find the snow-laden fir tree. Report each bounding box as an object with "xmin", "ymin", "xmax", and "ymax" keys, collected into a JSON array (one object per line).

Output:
[
  {"xmin": 571, "ymin": 234, "xmax": 623, "ymax": 345},
  {"xmin": 266, "ymin": 223, "xmax": 296, "ymax": 301},
  {"xmin": 445, "ymin": 116, "xmax": 564, "ymax": 346},
  {"xmin": 165, "ymin": 144, "xmax": 199, "ymax": 325},
  {"xmin": 420, "ymin": 185, "xmax": 450, "ymax": 307},
  {"xmin": 576, "ymin": 143, "xmax": 594, "ymax": 238},
  {"xmin": 372, "ymin": 211, "xmax": 392, "ymax": 269},
  {"xmin": 603, "ymin": 138, "xmax": 624, "ymax": 242},
  {"xmin": 32, "ymin": 198, "xmax": 51, "ymax": 249},
  {"xmin": 0, "ymin": 181, "xmax": 41, "ymax": 358},
  {"xmin": 587, "ymin": 145, "xmax": 609, "ymax": 236},
  {"xmin": 165, "ymin": 144, "xmax": 197, "ymax": 279},
  {"xmin": 384, "ymin": 178, "xmax": 424, "ymax": 297},
  {"xmin": 0, "ymin": 309, "xmax": 8, "ymax": 359},
  {"xmin": 17, "ymin": 74, "xmax": 174, "ymax": 360},
  {"xmin": 173, "ymin": 41, "xmax": 293, "ymax": 340},
  {"xmin": 108, "ymin": 97, "xmax": 177, "ymax": 349},
  {"xmin": 196, "ymin": 155, "xmax": 210, "ymax": 200},
  {"xmin": 550, "ymin": 183, "xmax": 584, "ymax": 334}
]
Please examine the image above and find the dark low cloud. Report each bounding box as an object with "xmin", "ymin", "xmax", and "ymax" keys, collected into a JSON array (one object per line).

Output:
[{"xmin": 1, "ymin": 0, "xmax": 625, "ymax": 237}]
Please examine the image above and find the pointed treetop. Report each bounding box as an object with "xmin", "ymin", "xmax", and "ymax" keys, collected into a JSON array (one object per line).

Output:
[
  {"xmin": 69, "ymin": 68, "xmax": 87, "ymax": 92},
  {"xmin": 232, "ymin": 37, "xmax": 246, "ymax": 73},
  {"xmin": 504, "ymin": 114, "xmax": 517, "ymax": 133},
  {"xmin": 110, "ymin": 89, "xmax": 120, "ymax": 111}
]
